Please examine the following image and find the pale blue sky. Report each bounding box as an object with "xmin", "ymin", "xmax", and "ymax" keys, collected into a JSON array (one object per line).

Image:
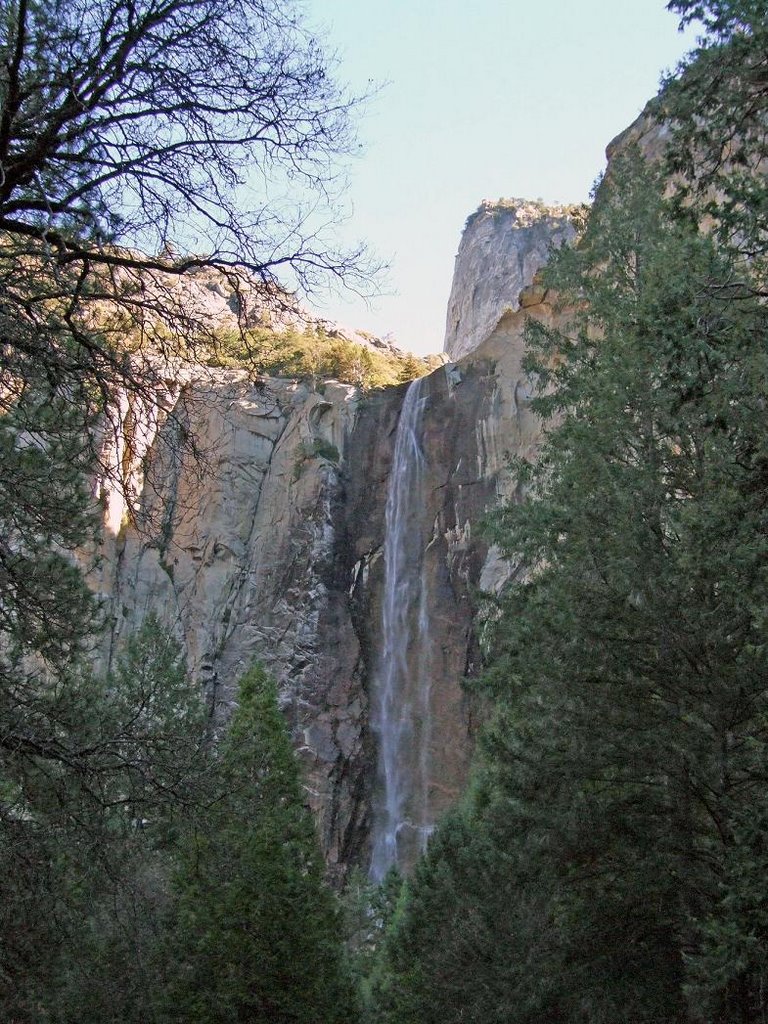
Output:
[{"xmin": 303, "ymin": 1, "xmax": 698, "ymax": 354}]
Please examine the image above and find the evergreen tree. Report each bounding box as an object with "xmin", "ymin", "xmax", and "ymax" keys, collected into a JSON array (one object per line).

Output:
[
  {"xmin": 660, "ymin": 1, "xmax": 768, "ymax": 286},
  {"xmin": 341, "ymin": 866, "xmax": 404, "ymax": 1022},
  {"xmin": 169, "ymin": 664, "xmax": 358, "ymax": 1024},
  {"xmin": 0, "ymin": 616, "xmax": 209, "ymax": 1022},
  {"xmin": 375, "ymin": 153, "xmax": 768, "ymax": 1023}
]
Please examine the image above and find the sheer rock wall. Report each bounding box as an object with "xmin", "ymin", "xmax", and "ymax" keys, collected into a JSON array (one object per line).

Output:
[
  {"xmin": 90, "ymin": 371, "xmax": 367, "ymax": 880},
  {"xmin": 88, "ymin": 286, "xmax": 566, "ymax": 879},
  {"xmin": 345, "ymin": 286, "xmax": 566, "ymax": 873},
  {"xmin": 443, "ymin": 199, "xmax": 577, "ymax": 361}
]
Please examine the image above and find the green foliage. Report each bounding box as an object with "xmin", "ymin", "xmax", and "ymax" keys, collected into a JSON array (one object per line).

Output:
[
  {"xmin": 1, "ymin": 643, "xmax": 359, "ymax": 1023},
  {"xmin": 311, "ymin": 437, "xmax": 342, "ymax": 463},
  {"xmin": 293, "ymin": 436, "xmax": 342, "ymax": 480},
  {"xmin": 168, "ymin": 664, "xmax": 358, "ymax": 1024},
  {"xmin": 209, "ymin": 324, "xmax": 434, "ymax": 389},
  {"xmin": 0, "ymin": 616, "xmax": 209, "ymax": 1022},
  {"xmin": 396, "ymin": 353, "xmax": 426, "ymax": 384},
  {"xmin": 660, "ymin": 1, "xmax": 768, "ymax": 285},
  {"xmin": 341, "ymin": 867, "xmax": 403, "ymax": 1020},
  {"xmin": 0, "ymin": 369, "xmax": 100, "ymax": 686},
  {"xmin": 373, "ymin": 808, "xmax": 530, "ymax": 1024},
  {"xmin": 374, "ymin": 151, "xmax": 768, "ymax": 1022}
]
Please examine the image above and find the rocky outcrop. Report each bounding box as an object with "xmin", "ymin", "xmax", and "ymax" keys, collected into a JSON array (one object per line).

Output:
[
  {"xmin": 605, "ymin": 107, "xmax": 671, "ymax": 169},
  {"xmin": 443, "ymin": 199, "xmax": 578, "ymax": 361}
]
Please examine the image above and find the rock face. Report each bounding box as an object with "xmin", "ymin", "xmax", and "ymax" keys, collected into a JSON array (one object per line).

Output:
[
  {"xmin": 88, "ymin": 282, "xmax": 567, "ymax": 881},
  {"xmin": 605, "ymin": 108, "xmax": 671, "ymax": 170},
  {"xmin": 90, "ymin": 370, "xmax": 367, "ymax": 881},
  {"xmin": 443, "ymin": 199, "xmax": 578, "ymax": 361},
  {"xmin": 348, "ymin": 285, "xmax": 566, "ymax": 876}
]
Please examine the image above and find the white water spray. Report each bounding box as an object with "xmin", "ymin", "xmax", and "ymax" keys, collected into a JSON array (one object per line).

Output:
[{"xmin": 370, "ymin": 377, "xmax": 435, "ymax": 881}]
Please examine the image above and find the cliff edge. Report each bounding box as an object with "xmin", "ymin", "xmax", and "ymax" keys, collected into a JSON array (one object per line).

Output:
[{"xmin": 443, "ymin": 199, "xmax": 579, "ymax": 361}]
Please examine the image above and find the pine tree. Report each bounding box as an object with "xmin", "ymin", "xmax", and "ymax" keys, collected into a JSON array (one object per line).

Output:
[
  {"xmin": 0, "ymin": 616, "xmax": 209, "ymax": 1022},
  {"xmin": 375, "ymin": 153, "xmax": 768, "ymax": 1022},
  {"xmin": 169, "ymin": 664, "xmax": 358, "ymax": 1024},
  {"xmin": 660, "ymin": 1, "xmax": 768, "ymax": 286},
  {"xmin": 488, "ymin": 153, "xmax": 768, "ymax": 1018}
]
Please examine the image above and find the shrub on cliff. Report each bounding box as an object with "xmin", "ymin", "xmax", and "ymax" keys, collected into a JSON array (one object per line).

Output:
[{"xmin": 209, "ymin": 324, "xmax": 435, "ymax": 389}]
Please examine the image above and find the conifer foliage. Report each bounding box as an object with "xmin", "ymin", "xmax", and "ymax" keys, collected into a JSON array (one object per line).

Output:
[
  {"xmin": 168, "ymin": 665, "xmax": 358, "ymax": 1024},
  {"xmin": 373, "ymin": 6, "xmax": 768, "ymax": 1017},
  {"xmin": 1, "ymin": 647, "xmax": 358, "ymax": 1022},
  {"xmin": 0, "ymin": 616, "xmax": 209, "ymax": 1020},
  {"xmin": 661, "ymin": 0, "xmax": 768, "ymax": 281}
]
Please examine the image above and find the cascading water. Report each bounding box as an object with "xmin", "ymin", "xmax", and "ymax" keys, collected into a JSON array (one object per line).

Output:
[{"xmin": 370, "ymin": 376, "xmax": 435, "ymax": 881}]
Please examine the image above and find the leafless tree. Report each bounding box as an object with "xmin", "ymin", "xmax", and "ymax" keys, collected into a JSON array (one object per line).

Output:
[
  {"xmin": 0, "ymin": 0, "xmax": 371, "ymax": 279},
  {"xmin": 0, "ymin": 0, "xmax": 375, "ymax": 707}
]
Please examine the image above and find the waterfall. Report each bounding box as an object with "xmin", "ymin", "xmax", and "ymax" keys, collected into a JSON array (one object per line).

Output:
[{"xmin": 370, "ymin": 376, "xmax": 435, "ymax": 881}]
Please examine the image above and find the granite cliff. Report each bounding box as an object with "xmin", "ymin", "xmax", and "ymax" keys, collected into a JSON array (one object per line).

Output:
[
  {"xmin": 443, "ymin": 198, "xmax": 579, "ymax": 361},
  {"xmin": 88, "ymin": 276, "xmax": 567, "ymax": 880}
]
